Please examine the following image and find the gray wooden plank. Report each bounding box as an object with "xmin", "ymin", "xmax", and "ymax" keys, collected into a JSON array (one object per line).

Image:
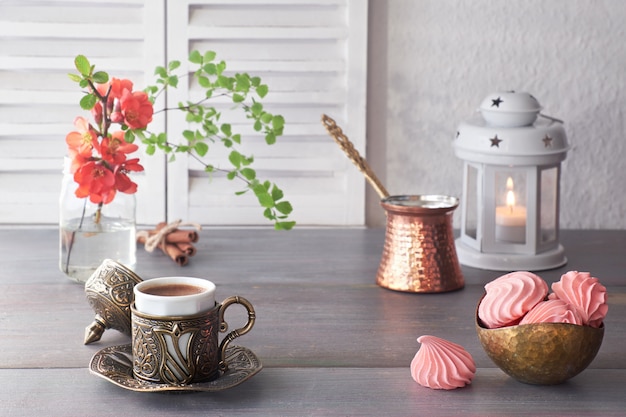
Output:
[
  {"xmin": 2, "ymin": 276, "xmax": 624, "ymax": 371},
  {"xmin": 1, "ymin": 368, "xmax": 625, "ymax": 417},
  {"xmin": 2, "ymin": 229, "xmax": 626, "ymax": 287}
]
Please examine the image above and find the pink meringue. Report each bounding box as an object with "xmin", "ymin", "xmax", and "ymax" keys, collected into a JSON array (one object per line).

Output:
[
  {"xmin": 478, "ymin": 271, "xmax": 548, "ymax": 329},
  {"xmin": 549, "ymin": 271, "xmax": 608, "ymax": 328},
  {"xmin": 410, "ymin": 335, "xmax": 476, "ymax": 390},
  {"xmin": 519, "ymin": 299, "xmax": 584, "ymax": 325}
]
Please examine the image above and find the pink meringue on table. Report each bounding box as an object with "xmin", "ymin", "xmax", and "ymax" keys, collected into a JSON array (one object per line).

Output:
[
  {"xmin": 519, "ymin": 299, "xmax": 584, "ymax": 325},
  {"xmin": 410, "ymin": 335, "xmax": 476, "ymax": 390},
  {"xmin": 478, "ymin": 271, "xmax": 549, "ymax": 329},
  {"xmin": 549, "ymin": 271, "xmax": 608, "ymax": 328}
]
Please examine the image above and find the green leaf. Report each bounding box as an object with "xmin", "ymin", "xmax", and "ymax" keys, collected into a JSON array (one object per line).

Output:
[
  {"xmin": 194, "ymin": 141, "xmax": 209, "ymax": 157},
  {"xmin": 260, "ymin": 112, "xmax": 273, "ymax": 124},
  {"xmin": 227, "ymin": 171, "xmax": 237, "ymax": 180},
  {"xmin": 79, "ymin": 93, "xmax": 97, "ymax": 110},
  {"xmin": 235, "ymin": 74, "xmax": 250, "ymax": 91},
  {"xmin": 168, "ymin": 60, "xmax": 181, "ymax": 71},
  {"xmin": 220, "ymin": 123, "xmax": 232, "ymax": 137},
  {"xmin": 271, "ymin": 185, "xmax": 284, "ymax": 201},
  {"xmin": 275, "ymin": 221, "xmax": 296, "ymax": 231},
  {"xmin": 189, "ymin": 50, "xmax": 203, "ymax": 64},
  {"xmin": 265, "ymin": 132, "xmax": 276, "ymax": 145},
  {"xmin": 198, "ymin": 76, "xmax": 210, "ymax": 88},
  {"xmin": 275, "ymin": 201, "xmax": 293, "ymax": 215},
  {"xmin": 255, "ymin": 190, "xmax": 275, "ymax": 208},
  {"xmin": 74, "ymin": 55, "xmax": 91, "ymax": 76},
  {"xmin": 183, "ymin": 130, "xmax": 195, "ymax": 141},
  {"xmin": 67, "ymin": 73, "xmax": 82, "ymax": 83},
  {"xmin": 250, "ymin": 102, "xmax": 263, "ymax": 116},
  {"xmin": 155, "ymin": 66, "xmax": 168, "ymax": 77},
  {"xmin": 146, "ymin": 144, "xmax": 156, "ymax": 155},
  {"xmin": 124, "ymin": 130, "xmax": 135, "ymax": 143},
  {"xmin": 92, "ymin": 71, "xmax": 109, "ymax": 84},
  {"xmin": 240, "ymin": 168, "xmax": 256, "ymax": 181},
  {"xmin": 232, "ymin": 93, "xmax": 244, "ymax": 103},
  {"xmin": 231, "ymin": 134, "xmax": 241, "ymax": 144},
  {"xmin": 253, "ymin": 120, "xmax": 262, "ymax": 131},
  {"xmin": 167, "ymin": 76, "xmax": 179, "ymax": 88},
  {"xmin": 79, "ymin": 79, "xmax": 89, "ymax": 88},
  {"xmin": 272, "ymin": 115, "xmax": 285, "ymax": 130},
  {"xmin": 203, "ymin": 63, "xmax": 217, "ymax": 75},
  {"xmin": 204, "ymin": 51, "xmax": 216, "ymax": 62},
  {"xmin": 228, "ymin": 150, "xmax": 242, "ymax": 168},
  {"xmin": 256, "ymin": 84, "xmax": 269, "ymax": 98}
]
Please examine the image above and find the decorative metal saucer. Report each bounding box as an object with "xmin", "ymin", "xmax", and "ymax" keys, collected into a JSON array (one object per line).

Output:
[{"xmin": 89, "ymin": 344, "xmax": 262, "ymax": 392}]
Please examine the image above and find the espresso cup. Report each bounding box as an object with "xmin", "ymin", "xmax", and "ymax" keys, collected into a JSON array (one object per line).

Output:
[{"xmin": 131, "ymin": 277, "xmax": 255, "ymax": 385}]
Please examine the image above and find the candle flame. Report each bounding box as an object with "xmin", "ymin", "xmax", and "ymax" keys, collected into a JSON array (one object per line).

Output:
[
  {"xmin": 506, "ymin": 176, "xmax": 514, "ymax": 191},
  {"xmin": 506, "ymin": 190, "xmax": 516, "ymax": 211},
  {"xmin": 506, "ymin": 177, "xmax": 516, "ymax": 211}
]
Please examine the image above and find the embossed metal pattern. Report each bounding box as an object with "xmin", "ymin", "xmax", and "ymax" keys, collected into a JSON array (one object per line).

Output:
[
  {"xmin": 89, "ymin": 344, "xmax": 262, "ymax": 392},
  {"xmin": 475, "ymin": 295, "xmax": 604, "ymax": 385},
  {"xmin": 84, "ymin": 259, "xmax": 143, "ymax": 344},
  {"xmin": 376, "ymin": 195, "xmax": 464, "ymax": 293},
  {"xmin": 131, "ymin": 305, "xmax": 220, "ymax": 385}
]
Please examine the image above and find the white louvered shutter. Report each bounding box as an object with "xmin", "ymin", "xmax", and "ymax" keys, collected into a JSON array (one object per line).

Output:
[
  {"xmin": 0, "ymin": 0, "xmax": 166, "ymax": 225},
  {"xmin": 165, "ymin": 0, "xmax": 368, "ymax": 226}
]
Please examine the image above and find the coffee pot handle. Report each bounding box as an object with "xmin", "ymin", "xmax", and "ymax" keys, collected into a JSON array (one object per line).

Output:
[{"xmin": 217, "ymin": 295, "xmax": 256, "ymax": 372}]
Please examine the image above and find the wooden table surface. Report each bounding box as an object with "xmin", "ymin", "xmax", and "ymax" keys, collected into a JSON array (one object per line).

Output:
[{"xmin": 1, "ymin": 228, "xmax": 625, "ymax": 416}]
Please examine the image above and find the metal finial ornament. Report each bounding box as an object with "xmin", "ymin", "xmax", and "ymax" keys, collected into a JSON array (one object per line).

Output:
[{"xmin": 84, "ymin": 259, "xmax": 143, "ymax": 344}]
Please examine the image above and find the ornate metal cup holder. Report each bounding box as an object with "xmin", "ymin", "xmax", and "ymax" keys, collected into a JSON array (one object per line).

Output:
[
  {"xmin": 89, "ymin": 344, "xmax": 262, "ymax": 392},
  {"xmin": 85, "ymin": 260, "xmax": 262, "ymax": 392}
]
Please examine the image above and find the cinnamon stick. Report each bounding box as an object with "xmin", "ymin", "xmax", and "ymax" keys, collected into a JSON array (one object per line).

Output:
[
  {"xmin": 163, "ymin": 242, "xmax": 188, "ymax": 266},
  {"xmin": 176, "ymin": 242, "xmax": 197, "ymax": 257},
  {"xmin": 149, "ymin": 229, "xmax": 198, "ymax": 243}
]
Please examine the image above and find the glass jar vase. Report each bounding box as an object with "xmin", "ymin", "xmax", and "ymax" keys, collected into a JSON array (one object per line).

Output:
[{"xmin": 59, "ymin": 159, "xmax": 137, "ymax": 283}]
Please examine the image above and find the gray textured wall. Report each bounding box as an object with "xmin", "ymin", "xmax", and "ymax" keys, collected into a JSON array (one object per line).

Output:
[{"xmin": 366, "ymin": 0, "xmax": 626, "ymax": 229}]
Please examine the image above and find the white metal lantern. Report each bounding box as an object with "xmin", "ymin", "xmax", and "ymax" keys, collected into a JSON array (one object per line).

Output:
[{"xmin": 453, "ymin": 91, "xmax": 570, "ymax": 271}]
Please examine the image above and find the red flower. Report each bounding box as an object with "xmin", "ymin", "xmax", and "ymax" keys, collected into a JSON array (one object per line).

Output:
[
  {"xmin": 119, "ymin": 89, "xmax": 153, "ymax": 129},
  {"xmin": 101, "ymin": 131, "xmax": 139, "ymax": 165},
  {"xmin": 91, "ymin": 78, "xmax": 134, "ymax": 124},
  {"xmin": 74, "ymin": 161, "xmax": 117, "ymax": 204},
  {"xmin": 66, "ymin": 117, "xmax": 98, "ymax": 173},
  {"xmin": 114, "ymin": 158, "xmax": 144, "ymax": 194}
]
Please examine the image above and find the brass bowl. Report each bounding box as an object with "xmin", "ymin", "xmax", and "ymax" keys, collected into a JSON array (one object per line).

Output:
[{"xmin": 475, "ymin": 296, "xmax": 604, "ymax": 385}]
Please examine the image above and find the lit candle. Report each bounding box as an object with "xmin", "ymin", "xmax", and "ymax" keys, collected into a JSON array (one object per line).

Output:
[{"xmin": 495, "ymin": 177, "xmax": 527, "ymax": 243}]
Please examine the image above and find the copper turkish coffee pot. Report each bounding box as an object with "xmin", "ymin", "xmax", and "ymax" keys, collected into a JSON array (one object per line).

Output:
[{"xmin": 322, "ymin": 115, "xmax": 463, "ymax": 293}]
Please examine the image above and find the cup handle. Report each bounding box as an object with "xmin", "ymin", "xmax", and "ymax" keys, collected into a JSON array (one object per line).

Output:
[{"xmin": 218, "ymin": 295, "xmax": 256, "ymax": 372}]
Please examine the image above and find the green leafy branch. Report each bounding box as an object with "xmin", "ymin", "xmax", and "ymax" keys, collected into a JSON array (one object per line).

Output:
[{"xmin": 74, "ymin": 51, "xmax": 295, "ymax": 230}]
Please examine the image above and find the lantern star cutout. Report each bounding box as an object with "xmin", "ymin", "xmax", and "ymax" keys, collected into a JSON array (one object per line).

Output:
[
  {"xmin": 490, "ymin": 135, "xmax": 503, "ymax": 147},
  {"xmin": 491, "ymin": 97, "xmax": 503, "ymax": 107},
  {"xmin": 542, "ymin": 135, "xmax": 553, "ymax": 148}
]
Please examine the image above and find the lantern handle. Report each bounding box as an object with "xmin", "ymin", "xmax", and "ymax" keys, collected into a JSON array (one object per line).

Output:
[
  {"xmin": 321, "ymin": 114, "xmax": 390, "ymax": 199},
  {"xmin": 538, "ymin": 113, "xmax": 564, "ymax": 124}
]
